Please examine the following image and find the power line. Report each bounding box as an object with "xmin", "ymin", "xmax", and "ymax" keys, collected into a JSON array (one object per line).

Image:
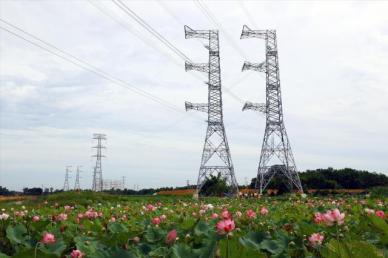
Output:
[
  {"xmin": 0, "ymin": 19, "xmax": 190, "ymax": 116},
  {"xmin": 239, "ymin": 1, "xmax": 259, "ymax": 28},
  {"xmin": 112, "ymin": 0, "xmax": 192, "ymax": 62},
  {"xmin": 91, "ymin": 0, "xmax": 206, "ymax": 84},
  {"xmin": 194, "ymin": 0, "xmax": 248, "ymax": 60},
  {"xmin": 150, "ymin": 1, "xmax": 246, "ymax": 104},
  {"xmin": 88, "ymin": 0, "xmax": 182, "ymax": 67}
]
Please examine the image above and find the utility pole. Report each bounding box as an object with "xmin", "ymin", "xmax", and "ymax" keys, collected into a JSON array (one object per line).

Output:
[
  {"xmin": 63, "ymin": 166, "xmax": 71, "ymax": 191},
  {"xmin": 240, "ymin": 25, "xmax": 303, "ymax": 194},
  {"xmin": 92, "ymin": 133, "xmax": 106, "ymax": 192},
  {"xmin": 74, "ymin": 166, "xmax": 82, "ymax": 191},
  {"xmin": 184, "ymin": 25, "xmax": 239, "ymax": 196}
]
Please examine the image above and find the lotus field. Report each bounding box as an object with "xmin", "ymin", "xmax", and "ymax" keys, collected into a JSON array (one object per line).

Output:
[{"xmin": 0, "ymin": 192, "xmax": 387, "ymax": 258}]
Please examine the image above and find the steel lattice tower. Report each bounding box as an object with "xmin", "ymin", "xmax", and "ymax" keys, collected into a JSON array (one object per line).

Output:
[
  {"xmin": 74, "ymin": 166, "xmax": 81, "ymax": 191},
  {"xmin": 184, "ymin": 25, "xmax": 238, "ymax": 196},
  {"xmin": 63, "ymin": 166, "xmax": 71, "ymax": 191},
  {"xmin": 240, "ymin": 25, "xmax": 303, "ymax": 194},
  {"xmin": 92, "ymin": 133, "xmax": 106, "ymax": 192}
]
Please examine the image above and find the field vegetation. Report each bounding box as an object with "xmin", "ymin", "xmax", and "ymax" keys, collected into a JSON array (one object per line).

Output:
[{"xmin": 0, "ymin": 191, "xmax": 387, "ymax": 258}]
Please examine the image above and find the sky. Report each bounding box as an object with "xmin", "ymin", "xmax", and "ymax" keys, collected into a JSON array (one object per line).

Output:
[{"xmin": 0, "ymin": 1, "xmax": 387, "ymax": 191}]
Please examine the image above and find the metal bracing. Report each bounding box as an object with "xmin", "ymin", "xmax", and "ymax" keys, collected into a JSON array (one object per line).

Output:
[
  {"xmin": 242, "ymin": 102, "xmax": 266, "ymax": 113},
  {"xmin": 241, "ymin": 25, "xmax": 303, "ymax": 194},
  {"xmin": 74, "ymin": 166, "xmax": 82, "ymax": 191},
  {"xmin": 242, "ymin": 61, "xmax": 266, "ymax": 72},
  {"xmin": 92, "ymin": 133, "xmax": 106, "ymax": 192},
  {"xmin": 63, "ymin": 166, "xmax": 71, "ymax": 191},
  {"xmin": 184, "ymin": 25, "xmax": 238, "ymax": 196}
]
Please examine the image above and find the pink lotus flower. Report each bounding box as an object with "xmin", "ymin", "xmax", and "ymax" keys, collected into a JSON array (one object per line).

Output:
[
  {"xmin": 211, "ymin": 213, "xmax": 219, "ymax": 219},
  {"xmin": 246, "ymin": 209, "xmax": 256, "ymax": 219},
  {"xmin": 308, "ymin": 233, "xmax": 324, "ymax": 247},
  {"xmin": 32, "ymin": 215, "xmax": 40, "ymax": 222},
  {"xmin": 146, "ymin": 204, "xmax": 156, "ymax": 212},
  {"xmin": 160, "ymin": 214, "xmax": 167, "ymax": 221},
  {"xmin": 260, "ymin": 207, "xmax": 269, "ymax": 216},
  {"xmin": 235, "ymin": 211, "xmax": 242, "ymax": 218},
  {"xmin": 199, "ymin": 209, "xmax": 206, "ymax": 216},
  {"xmin": 376, "ymin": 210, "xmax": 385, "ymax": 219},
  {"xmin": 216, "ymin": 219, "xmax": 235, "ymax": 235},
  {"xmin": 221, "ymin": 210, "xmax": 232, "ymax": 219},
  {"xmin": 364, "ymin": 208, "xmax": 375, "ymax": 215},
  {"xmin": 110, "ymin": 216, "xmax": 116, "ymax": 222},
  {"xmin": 152, "ymin": 217, "xmax": 161, "ymax": 225},
  {"xmin": 57, "ymin": 213, "xmax": 68, "ymax": 221},
  {"xmin": 15, "ymin": 211, "xmax": 25, "ymax": 217},
  {"xmin": 70, "ymin": 249, "xmax": 84, "ymax": 258},
  {"xmin": 0, "ymin": 213, "xmax": 9, "ymax": 221},
  {"xmin": 166, "ymin": 229, "xmax": 177, "ymax": 245},
  {"xmin": 323, "ymin": 209, "xmax": 345, "ymax": 226},
  {"xmin": 85, "ymin": 210, "xmax": 98, "ymax": 219},
  {"xmin": 41, "ymin": 232, "xmax": 56, "ymax": 244},
  {"xmin": 314, "ymin": 212, "xmax": 325, "ymax": 224}
]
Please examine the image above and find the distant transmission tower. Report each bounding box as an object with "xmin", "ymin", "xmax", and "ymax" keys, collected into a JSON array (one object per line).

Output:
[
  {"xmin": 74, "ymin": 166, "xmax": 82, "ymax": 191},
  {"xmin": 184, "ymin": 25, "xmax": 238, "ymax": 196},
  {"xmin": 241, "ymin": 26, "xmax": 303, "ymax": 194},
  {"xmin": 63, "ymin": 166, "xmax": 71, "ymax": 191},
  {"xmin": 92, "ymin": 133, "xmax": 106, "ymax": 192}
]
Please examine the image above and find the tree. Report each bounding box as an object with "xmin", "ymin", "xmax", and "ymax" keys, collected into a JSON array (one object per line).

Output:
[
  {"xmin": 199, "ymin": 173, "xmax": 228, "ymax": 196},
  {"xmin": 250, "ymin": 167, "xmax": 388, "ymax": 193}
]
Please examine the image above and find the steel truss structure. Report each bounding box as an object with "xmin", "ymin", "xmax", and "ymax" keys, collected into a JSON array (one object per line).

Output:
[
  {"xmin": 241, "ymin": 25, "xmax": 303, "ymax": 194},
  {"xmin": 74, "ymin": 166, "xmax": 81, "ymax": 191},
  {"xmin": 63, "ymin": 166, "xmax": 71, "ymax": 191},
  {"xmin": 92, "ymin": 133, "xmax": 106, "ymax": 192},
  {"xmin": 184, "ymin": 25, "xmax": 238, "ymax": 196}
]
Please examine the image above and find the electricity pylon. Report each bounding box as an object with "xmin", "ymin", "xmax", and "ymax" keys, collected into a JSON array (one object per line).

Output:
[
  {"xmin": 92, "ymin": 133, "xmax": 106, "ymax": 192},
  {"xmin": 241, "ymin": 25, "xmax": 303, "ymax": 194},
  {"xmin": 184, "ymin": 25, "xmax": 238, "ymax": 196},
  {"xmin": 74, "ymin": 166, "xmax": 82, "ymax": 191},
  {"xmin": 63, "ymin": 166, "xmax": 71, "ymax": 191}
]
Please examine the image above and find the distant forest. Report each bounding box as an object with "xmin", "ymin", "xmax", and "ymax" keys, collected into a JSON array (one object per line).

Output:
[
  {"xmin": 250, "ymin": 167, "xmax": 388, "ymax": 192},
  {"xmin": 1, "ymin": 167, "xmax": 387, "ymax": 196}
]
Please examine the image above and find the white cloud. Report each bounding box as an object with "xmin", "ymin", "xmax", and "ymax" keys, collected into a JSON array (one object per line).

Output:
[{"xmin": 0, "ymin": 1, "xmax": 387, "ymax": 190}]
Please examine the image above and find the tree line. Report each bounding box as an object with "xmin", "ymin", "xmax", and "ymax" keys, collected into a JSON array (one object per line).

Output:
[
  {"xmin": 250, "ymin": 167, "xmax": 388, "ymax": 192},
  {"xmin": 1, "ymin": 167, "xmax": 387, "ymax": 196}
]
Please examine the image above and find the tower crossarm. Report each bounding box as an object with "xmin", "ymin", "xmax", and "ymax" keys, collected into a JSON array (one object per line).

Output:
[
  {"xmin": 242, "ymin": 102, "xmax": 266, "ymax": 113},
  {"xmin": 185, "ymin": 101, "xmax": 208, "ymax": 113},
  {"xmin": 185, "ymin": 25, "xmax": 211, "ymax": 39},
  {"xmin": 241, "ymin": 26, "xmax": 303, "ymax": 194},
  {"xmin": 242, "ymin": 61, "xmax": 266, "ymax": 72},
  {"xmin": 185, "ymin": 61, "xmax": 209, "ymax": 73},
  {"xmin": 240, "ymin": 25, "xmax": 267, "ymax": 39},
  {"xmin": 184, "ymin": 25, "xmax": 238, "ymax": 197}
]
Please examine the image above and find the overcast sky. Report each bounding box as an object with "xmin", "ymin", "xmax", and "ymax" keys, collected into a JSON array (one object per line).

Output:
[{"xmin": 1, "ymin": 1, "xmax": 387, "ymax": 191}]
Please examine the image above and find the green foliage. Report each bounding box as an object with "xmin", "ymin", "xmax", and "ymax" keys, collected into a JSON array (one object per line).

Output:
[
  {"xmin": 370, "ymin": 186, "xmax": 388, "ymax": 198},
  {"xmin": 321, "ymin": 239, "xmax": 382, "ymax": 258},
  {"xmin": 6, "ymin": 224, "xmax": 29, "ymax": 246},
  {"xmin": 250, "ymin": 167, "xmax": 388, "ymax": 192},
  {"xmin": 199, "ymin": 173, "xmax": 229, "ymax": 196},
  {"xmin": 0, "ymin": 192, "xmax": 387, "ymax": 257}
]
